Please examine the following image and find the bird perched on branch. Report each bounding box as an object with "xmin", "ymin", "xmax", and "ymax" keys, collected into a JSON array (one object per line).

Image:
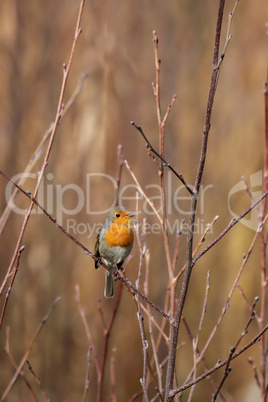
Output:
[{"xmin": 94, "ymin": 206, "xmax": 134, "ymax": 298}]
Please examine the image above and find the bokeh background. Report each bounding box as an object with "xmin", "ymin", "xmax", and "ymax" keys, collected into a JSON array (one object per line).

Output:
[{"xmin": 0, "ymin": 0, "xmax": 267, "ymax": 401}]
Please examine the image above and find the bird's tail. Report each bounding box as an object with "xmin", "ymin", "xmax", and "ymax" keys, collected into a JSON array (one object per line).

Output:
[{"xmin": 104, "ymin": 271, "xmax": 114, "ymax": 298}]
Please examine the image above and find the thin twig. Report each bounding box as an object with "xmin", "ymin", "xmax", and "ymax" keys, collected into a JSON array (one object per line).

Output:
[
  {"xmin": 131, "ymin": 121, "xmax": 193, "ymax": 196},
  {"xmin": 1, "ymin": 297, "xmax": 61, "ymax": 401},
  {"xmin": 236, "ymin": 282, "xmax": 255, "ymax": 312},
  {"xmin": 144, "ymin": 242, "xmax": 163, "ymax": 399},
  {"xmin": 124, "ymin": 159, "xmax": 163, "ymax": 225},
  {"xmin": 26, "ymin": 360, "xmax": 50, "ymax": 402},
  {"xmin": 74, "ymin": 285, "xmax": 101, "ymax": 379},
  {"xmin": 134, "ymin": 194, "xmax": 146, "ymax": 292},
  {"xmin": 192, "ymin": 216, "xmax": 219, "ymax": 256},
  {"xmin": 162, "ymin": 95, "xmax": 177, "ymax": 128},
  {"xmin": 123, "ymin": 274, "xmax": 171, "ymax": 321},
  {"xmin": 0, "ymin": 245, "xmax": 25, "ymax": 329},
  {"xmin": 188, "ymin": 271, "xmax": 211, "ymax": 402},
  {"xmin": 110, "ymin": 348, "xmax": 117, "ymax": 402},
  {"xmin": 140, "ymin": 301, "xmax": 169, "ymax": 344},
  {"xmin": 247, "ymin": 357, "xmax": 261, "ymax": 389},
  {"xmin": 82, "ymin": 347, "xmax": 92, "ymax": 402},
  {"xmin": 97, "ymin": 299, "xmax": 107, "ymax": 331},
  {"xmin": 171, "ymin": 229, "xmax": 182, "ymax": 273},
  {"xmin": 196, "ymin": 271, "xmax": 210, "ymax": 344},
  {"xmin": 211, "ymin": 364, "xmax": 231, "ymax": 402},
  {"xmin": 173, "ymin": 215, "xmax": 219, "ymax": 285},
  {"xmin": 136, "ymin": 308, "xmax": 149, "ymax": 402},
  {"xmin": 4, "ymin": 328, "xmax": 38, "ymax": 402},
  {"xmin": 0, "ymin": 214, "xmax": 29, "ymax": 297},
  {"xmin": 115, "ymin": 144, "xmax": 124, "ymax": 206},
  {"xmin": 215, "ymin": 0, "xmax": 240, "ymax": 70}
]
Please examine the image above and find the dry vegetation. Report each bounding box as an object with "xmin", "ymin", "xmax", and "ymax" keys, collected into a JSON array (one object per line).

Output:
[{"xmin": 0, "ymin": 1, "xmax": 267, "ymax": 401}]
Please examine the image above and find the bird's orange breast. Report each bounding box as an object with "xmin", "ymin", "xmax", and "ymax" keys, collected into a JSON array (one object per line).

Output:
[{"xmin": 104, "ymin": 221, "xmax": 134, "ymax": 248}]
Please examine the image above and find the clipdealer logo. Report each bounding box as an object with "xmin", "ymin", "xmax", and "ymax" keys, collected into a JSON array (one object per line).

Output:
[{"xmin": 4, "ymin": 170, "xmax": 263, "ymax": 236}]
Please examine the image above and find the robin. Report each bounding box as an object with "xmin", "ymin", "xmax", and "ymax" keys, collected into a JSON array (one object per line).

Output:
[{"xmin": 94, "ymin": 206, "xmax": 134, "ymax": 298}]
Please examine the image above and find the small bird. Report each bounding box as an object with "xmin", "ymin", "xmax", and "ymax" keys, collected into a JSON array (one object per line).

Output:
[{"xmin": 94, "ymin": 206, "xmax": 134, "ymax": 298}]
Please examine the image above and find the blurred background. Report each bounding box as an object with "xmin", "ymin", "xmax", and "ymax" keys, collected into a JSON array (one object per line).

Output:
[{"xmin": 0, "ymin": 0, "xmax": 267, "ymax": 401}]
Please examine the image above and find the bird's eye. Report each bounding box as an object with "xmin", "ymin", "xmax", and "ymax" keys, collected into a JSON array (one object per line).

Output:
[{"xmin": 115, "ymin": 213, "xmax": 120, "ymax": 218}]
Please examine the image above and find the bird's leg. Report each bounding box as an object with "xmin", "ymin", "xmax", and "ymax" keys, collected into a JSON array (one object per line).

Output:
[
  {"xmin": 114, "ymin": 261, "xmax": 124, "ymax": 281},
  {"xmin": 114, "ymin": 272, "xmax": 121, "ymax": 281}
]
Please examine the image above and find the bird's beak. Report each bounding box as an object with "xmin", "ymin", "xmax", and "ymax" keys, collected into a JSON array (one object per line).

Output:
[{"xmin": 127, "ymin": 212, "xmax": 135, "ymax": 218}]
